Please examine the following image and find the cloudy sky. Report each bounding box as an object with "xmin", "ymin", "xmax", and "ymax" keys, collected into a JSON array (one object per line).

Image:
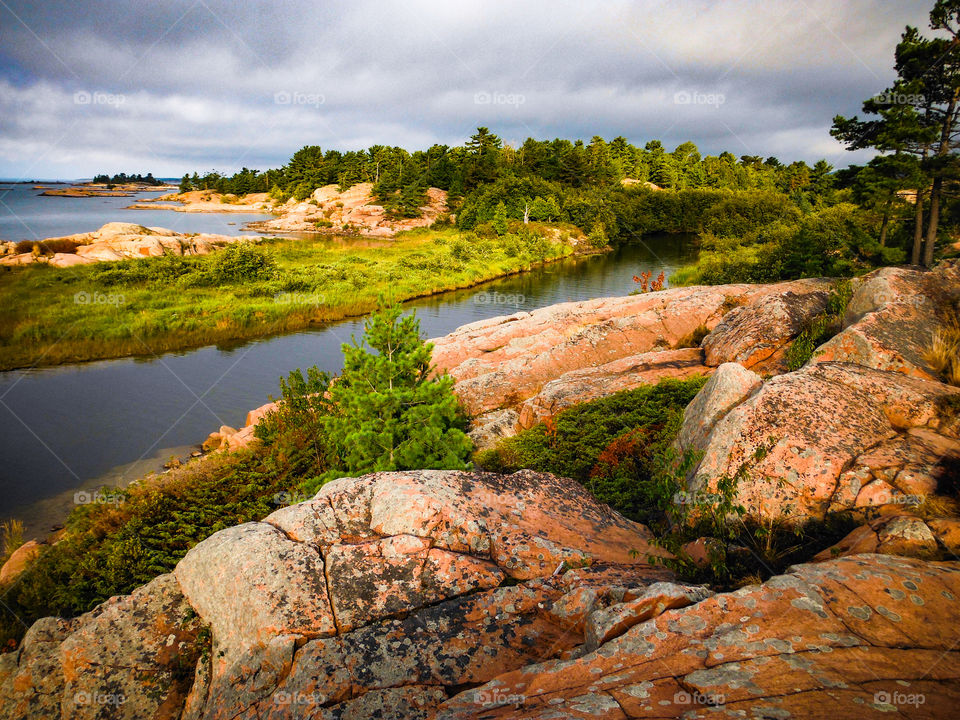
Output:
[{"xmin": 0, "ymin": 0, "xmax": 935, "ymax": 179}]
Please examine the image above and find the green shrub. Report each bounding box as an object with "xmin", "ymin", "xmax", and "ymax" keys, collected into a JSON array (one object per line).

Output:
[
  {"xmin": 322, "ymin": 303, "xmax": 472, "ymax": 479},
  {"xmin": 208, "ymin": 243, "xmax": 276, "ymax": 283},
  {"xmin": 476, "ymin": 377, "xmax": 707, "ymax": 521}
]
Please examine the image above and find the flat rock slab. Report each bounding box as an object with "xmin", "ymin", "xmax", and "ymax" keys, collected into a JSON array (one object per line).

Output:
[{"xmin": 430, "ymin": 279, "xmax": 831, "ymax": 417}]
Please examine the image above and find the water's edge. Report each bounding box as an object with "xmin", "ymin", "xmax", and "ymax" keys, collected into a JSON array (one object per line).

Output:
[{"xmin": 0, "ymin": 235, "xmax": 697, "ymax": 537}]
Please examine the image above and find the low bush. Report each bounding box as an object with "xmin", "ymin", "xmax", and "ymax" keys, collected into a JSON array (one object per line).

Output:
[{"xmin": 475, "ymin": 377, "xmax": 707, "ymax": 522}]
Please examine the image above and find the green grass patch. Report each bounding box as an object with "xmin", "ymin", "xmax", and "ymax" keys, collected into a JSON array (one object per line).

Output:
[{"xmin": 0, "ymin": 226, "xmax": 574, "ymax": 370}]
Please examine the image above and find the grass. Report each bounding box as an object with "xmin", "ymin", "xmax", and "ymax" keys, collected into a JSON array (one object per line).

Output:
[
  {"xmin": 0, "ymin": 519, "xmax": 24, "ymax": 564},
  {"xmin": 0, "ymin": 226, "xmax": 576, "ymax": 370},
  {"xmin": 923, "ymin": 300, "xmax": 960, "ymax": 386}
]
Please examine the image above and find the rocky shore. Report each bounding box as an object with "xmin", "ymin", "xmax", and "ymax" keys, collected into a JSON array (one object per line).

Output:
[
  {"xmin": 0, "ymin": 222, "xmax": 255, "ymax": 267},
  {"xmin": 3, "ymin": 262, "xmax": 959, "ymax": 719},
  {"xmin": 125, "ymin": 189, "xmax": 274, "ymax": 213},
  {"xmin": 129, "ymin": 183, "xmax": 451, "ymax": 237}
]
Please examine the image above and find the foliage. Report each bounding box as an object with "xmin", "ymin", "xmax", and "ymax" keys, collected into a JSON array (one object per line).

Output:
[
  {"xmin": 630, "ymin": 270, "xmax": 665, "ymax": 293},
  {"xmin": 832, "ymin": 1, "xmax": 960, "ymax": 266},
  {"xmin": 783, "ymin": 280, "xmax": 853, "ymax": 371},
  {"xmin": 924, "ymin": 299, "xmax": 960, "ymax": 386},
  {"xmin": 207, "ymin": 243, "xmax": 277, "ymax": 283},
  {"xmin": 475, "ymin": 377, "xmax": 707, "ymax": 523},
  {"xmin": 0, "ymin": 519, "xmax": 24, "ymax": 564},
  {"xmin": 92, "ymin": 172, "xmax": 161, "ymax": 186},
  {"xmin": 14, "ymin": 238, "xmax": 79, "ymax": 255},
  {"xmin": 322, "ymin": 303, "xmax": 472, "ymax": 479},
  {"xmin": 672, "ymin": 205, "xmax": 903, "ymax": 286},
  {"xmin": 588, "ymin": 222, "xmax": 609, "ymax": 249},
  {"xmin": 254, "ymin": 365, "xmax": 336, "ymax": 478}
]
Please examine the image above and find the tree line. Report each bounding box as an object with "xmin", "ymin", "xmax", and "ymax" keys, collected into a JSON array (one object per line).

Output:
[
  {"xmin": 178, "ymin": 0, "xmax": 960, "ymax": 271},
  {"xmin": 92, "ymin": 172, "xmax": 161, "ymax": 186}
]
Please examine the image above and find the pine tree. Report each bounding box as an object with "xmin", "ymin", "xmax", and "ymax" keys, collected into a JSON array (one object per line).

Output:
[{"xmin": 324, "ymin": 303, "xmax": 472, "ymax": 473}]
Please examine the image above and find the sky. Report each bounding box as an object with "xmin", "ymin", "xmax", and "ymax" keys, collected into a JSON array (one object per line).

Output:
[{"xmin": 0, "ymin": 0, "xmax": 936, "ymax": 180}]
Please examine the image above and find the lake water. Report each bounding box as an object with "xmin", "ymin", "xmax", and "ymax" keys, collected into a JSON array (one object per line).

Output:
[
  {"xmin": 0, "ymin": 183, "xmax": 271, "ymax": 241},
  {"xmin": 0, "ymin": 226, "xmax": 696, "ymax": 538}
]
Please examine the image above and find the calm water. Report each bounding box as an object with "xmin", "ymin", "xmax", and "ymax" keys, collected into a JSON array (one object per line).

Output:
[
  {"xmin": 0, "ymin": 183, "xmax": 271, "ymax": 241},
  {"xmin": 0, "ymin": 234, "xmax": 696, "ymax": 537}
]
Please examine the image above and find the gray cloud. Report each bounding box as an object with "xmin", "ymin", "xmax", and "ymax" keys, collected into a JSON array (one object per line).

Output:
[{"xmin": 0, "ymin": 0, "xmax": 935, "ymax": 178}]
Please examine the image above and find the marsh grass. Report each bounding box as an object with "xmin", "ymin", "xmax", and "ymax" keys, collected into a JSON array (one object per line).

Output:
[
  {"xmin": 0, "ymin": 227, "xmax": 573, "ymax": 370},
  {"xmin": 923, "ymin": 300, "xmax": 960, "ymax": 386},
  {"xmin": 0, "ymin": 519, "xmax": 24, "ymax": 564}
]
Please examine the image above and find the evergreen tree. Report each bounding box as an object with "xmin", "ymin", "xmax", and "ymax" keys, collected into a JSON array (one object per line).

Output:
[
  {"xmin": 324, "ymin": 303, "xmax": 472, "ymax": 474},
  {"xmin": 491, "ymin": 201, "xmax": 509, "ymax": 235},
  {"xmin": 833, "ymin": 0, "xmax": 960, "ymax": 266}
]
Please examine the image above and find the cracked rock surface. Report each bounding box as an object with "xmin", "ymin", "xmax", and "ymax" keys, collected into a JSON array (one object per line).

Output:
[
  {"xmin": 681, "ymin": 262, "xmax": 960, "ymax": 521},
  {"xmin": 3, "ymin": 477, "xmax": 958, "ymax": 718},
  {"xmin": 436, "ymin": 554, "xmax": 960, "ymax": 720}
]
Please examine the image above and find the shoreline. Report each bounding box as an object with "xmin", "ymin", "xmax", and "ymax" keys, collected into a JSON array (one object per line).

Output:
[
  {"xmin": 0, "ymin": 244, "xmax": 603, "ymax": 373},
  {"xmin": 124, "ymin": 202, "xmax": 276, "ymax": 214},
  {"xmin": 11, "ymin": 442, "xmax": 200, "ymax": 541},
  {"xmin": 5, "ymin": 247, "xmax": 608, "ymax": 540}
]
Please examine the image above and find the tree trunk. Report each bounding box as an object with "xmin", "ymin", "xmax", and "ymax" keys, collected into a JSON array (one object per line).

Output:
[
  {"xmin": 924, "ymin": 176, "xmax": 941, "ymax": 267},
  {"xmin": 912, "ymin": 187, "xmax": 925, "ymax": 266},
  {"xmin": 878, "ymin": 193, "xmax": 893, "ymax": 247},
  {"xmin": 923, "ymin": 89, "xmax": 959, "ymax": 267}
]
